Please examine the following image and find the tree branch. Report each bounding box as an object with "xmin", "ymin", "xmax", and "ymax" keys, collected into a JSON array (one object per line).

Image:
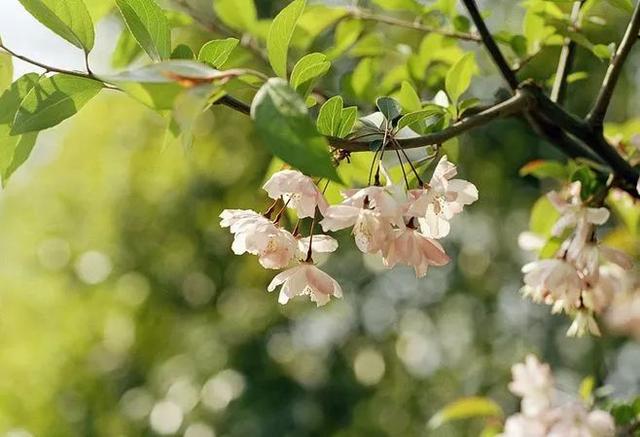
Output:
[
  {"xmin": 461, "ymin": 0, "xmax": 520, "ymax": 90},
  {"xmin": 346, "ymin": 8, "xmax": 481, "ymax": 42},
  {"xmin": 0, "ymin": 43, "xmax": 98, "ymax": 81},
  {"xmin": 550, "ymin": 0, "xmax": 584, "ymax": 103},
  {"xmin": 329, "ymin": 91, "xmax": 534, "ymax": 151},
  {"xmin": 587, "ymin": 0, "xmax": 640, "ymax": 127}
]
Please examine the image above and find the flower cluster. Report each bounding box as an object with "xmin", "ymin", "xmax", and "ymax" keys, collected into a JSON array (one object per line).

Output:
[
  {"xmin": 502, "ymin": 355, "xmax": 614, "ymax": 437},
  {"xmin": 520, "ymin": 182, "xmax": 633, "ymax": 336},
  {"xmin": 219, "ymin": 156, "xmax": 477, "ymax": 306}
]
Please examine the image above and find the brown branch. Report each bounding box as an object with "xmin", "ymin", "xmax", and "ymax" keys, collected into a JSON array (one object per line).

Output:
[
  {"xmin": 329, "ymin": 91, "xmax": 534, "ymax": 151},
  {"xmin": 0, "ymin": 43, "xmax": 98, "ymax": 81},
  {"xmin": 346, "ymin": 8, "xmax": 482, "ymax": 42},
  {"xmin": 550, "ymin": 0, "xmax": 584, "ymax": 103},
  {"xmin": 461, "ymin": 0, "xmax": 520, "ymax": 90},
  {"xmin": 587, "ymin": 0, "xmax": 640, "ymax": 127}
]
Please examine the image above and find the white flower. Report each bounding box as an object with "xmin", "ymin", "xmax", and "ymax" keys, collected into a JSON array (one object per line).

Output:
[
  {"xmin": 522, "ymin": 259, "xmax": 583, "ymax": 308},
  {"xmin": 220, "ymin": 209, "xmax": 297, "ymax": 269},
  {"xmin": 295, "ymin": 234, "xmax": 339, "ymax": 262},
  {"xmin": 267, "ymin": 263, "xmax": 343, "ymax": 306},
  {"xmin": 547, "ymin": 182, "xmax": 610, "ymax": 238},
  {"xmin": 567, "ymin": 311, "xmax": 601, "ymax": 337},
  {"xmin": 406, "ymin": 155, "xmax": 478, "ymax": 238},
  {"xmin": 263, "ymin": 169, "xmax": 329, "ymax": 218},
  {"xmin": 502, "ymin": 413, "xmax": 548, "ymax": 437},
  {"xmin": 321, "ymin": 184, "xmax": 405, "ymax": 254},
  {"xmin": 547, "ymin": 404, "xmax": 614, "ymax": 437},
  {"xmin": 508, "ymin": 354, "xmax": 554, "ymax": 417},
  {"xmin": 382, "ymin": 227, "xmax": 450, "ymax": 277}
]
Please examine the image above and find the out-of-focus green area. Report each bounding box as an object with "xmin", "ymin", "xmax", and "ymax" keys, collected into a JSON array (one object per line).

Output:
[{"xmin": 1, "ymin": 1, "xmax": 640, "ymax": 437}]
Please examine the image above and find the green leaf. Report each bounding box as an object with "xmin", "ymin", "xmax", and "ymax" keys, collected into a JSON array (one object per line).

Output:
[
  {"xmin": 592, "ymin": 43, "xmax": 614, "ymax": 60},
  {"xmin": 267, "ymin": 0, "xmax": 306, "ymax": 78},
  {"xmin": 213, "ymin": 0, "xmax": 257, "ymax": 32},
  {"xmin": 100, "ymin": 60, "xmax": 220, "ymax": 110},
  {"xmin": 316, "ymin": 95, "xmax": 343, "ymax": 136},
  {"xmin": 115, "ymin": 0, "xmax": 171, "ymax": 62},
  {"xmin": 171, "ymin": 44, "xmax": 195, "ymax": 60},
  {"xmin": 198, "ymin": 38, "xmax": 239, "ymax": 68},
  {"xmin": 530, "ymin": 196, "xmax": 560, "ymax": 236},
  {"xmin": 251, "ymin": 78, "xmax": 339, "ymax": 181},
  {"xmin": 294, "ymin": 5, "xmax": 347, "ymax": 50},
  {"xmin": 445, "ymin": 53, "xmax": 476, "ymax": 105},
  {"xmin": 112, "ymin": 27, "xmax": 144, "ymax": 68},
  {"xmin": 17, "ymin": 0, "xmax": 94, "ymax": 52},
  {"xmin": 519, "ymin": 160, "xmax": 568, "ymax": 180},
  {"xmin": 325, "ymin": 19, "xmax": 363, "ymax": 60},
  {"xmin": 0, "ymin": 52, "xmax": 13, "ymax": 93},
  {"xmin": 0, "ymin": 74, "xmax": 41, "ymax": 183},
  {"xmin": 397, "ymin": 108, "xmax": 442, "ymax": 131},
  {"xmin": 605, "ymin": 0, "xmax": 633, "ymax": 12},
  {"xmin": 376, "ymin": 97, "xmax": 402, "ymax": 123},
  {"xmin": 337, "ymin": 107, "xmax": 357, "ymax": 138},
  {"xmin": 372, "ymin": 0, "xmax": 422, "ymax": 12},
  {"xmin": 11, "ymin": 74, "xmax": 102, "ymax": 135},
  {"xmin": 290, "ymin": 52, "xmax": 331, "ymax": 97},
  {"xmin": 168, "ymin": 84, "xmax": 217, "ymax": 150},
  {"xmin": 398, "ymin": 81, "xmax": 422, "ymax": 113},
  {"xmin": 429, "ymin": 397, "xmax": 503, "ymax": 429}
]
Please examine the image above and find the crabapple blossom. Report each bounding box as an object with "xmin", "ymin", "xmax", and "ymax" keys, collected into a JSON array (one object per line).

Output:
[
  {"xmin": 522, "ymin": 259, "xmax": 583, "ymax": 309},
  {"xmin": 263, "ymin": 169, "xmax": 329, "ymax": 218},
  {"xmin": 406, "ymin": 155, "xmax": 478, "ymax": 238},
  {"xmin": 381, "ymin": 226, "xmax": 450, "ymax": 277},
  {"xmin": 508, "ymin": 354, "xmax": 554, "ymax": 416},
  {"xmin": 267, "ymin": 263, "xmax": 342, "ymax": 306},
  {"xmin": 547, "ymin": 182, "xmax": 609, "ymax": 240},
  {"xmin": 219, "ymin": 209, "xmax": 297, "ymax": 269},
  {"xmin": 501, "ymin": 355, "xmax": 615, "ymax": 437}
]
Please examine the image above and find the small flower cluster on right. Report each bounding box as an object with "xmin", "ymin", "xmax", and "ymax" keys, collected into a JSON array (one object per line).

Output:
[
  {"xmin": 519, "ymin": 182, "xmax": 634, "ymax": 337},
  {"xmin": 502, "ymin": 354, "xmax": 614, "ymax": 437}
]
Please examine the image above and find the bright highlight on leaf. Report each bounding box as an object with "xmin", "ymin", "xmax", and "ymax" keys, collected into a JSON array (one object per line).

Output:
[
  {"xmin": 116, "ymin": 0, "xmax": 171, "ymax": 62},
  {"xmin": 198, "ymin": 38, "xmax": 239, "ymax": 68},
  {"xmin": 267, "ymin": 0, "xmax": 306, "ymax": 79},
  {"xmin": 290, "ymin": 52, "xmax": 331, "ymax": 97},
  {"xmin": 17, "ymin": 0, "xmax": 95, "ymax": 53},
  {"xmin": 445, "ymin": 53, "xmax": 476, "ymax": 106},
  {"xmin": 428, "ymin": 396, "xmax": 503, "ymax": 429},
  {"xmin": 11, "ymin": 74, "xmax": 103, "ymax": 135}
]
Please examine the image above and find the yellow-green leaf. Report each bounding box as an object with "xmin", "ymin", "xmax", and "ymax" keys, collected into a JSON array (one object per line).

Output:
[
  {"xmin": 115, "ymin": 0, "xmax": 171, "ymax": 62},
  {"xmin": 429, "ymin": 397, "xmax": 503, "ymax": 429},
  {"xmin": 267, "ymin": 0, "xmax": 306, "ymax": 78},
  {"xmin": 445, "ymin": 52, "xmax": 476, "ymax": 105}
]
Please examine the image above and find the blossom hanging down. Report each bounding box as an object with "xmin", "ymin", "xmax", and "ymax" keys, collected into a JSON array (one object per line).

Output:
[
  {"xmin": 501, "ymin": 355, "xmax": 614, "ymax": 437},
  {"xmin": 406, "ymin": 155, "xmax": 478, "ymax": 238},
  {"xmin": 382, "ymin": 226, "xmax": 450, "ymax": 277},
  {"xmin": 263, "ymin": 169, "xmax": 329, "ymax": 218},
  {"xmin": 267, "ymin": 262, "xmax": 343, "ymax": 306},
  {"xmin": 519, "ymin": 182, "xmax": 634, "ymax": 336},
  {"xmin": 219, "ymin": 209, "xmax": 297, "ymax": 269}
]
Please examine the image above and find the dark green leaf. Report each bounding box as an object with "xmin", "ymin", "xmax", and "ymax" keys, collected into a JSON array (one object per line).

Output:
[
  {"xmin": 171, "ymin": 44, "xmax": 195, "ymax": 60},
  {"xmin": 251, "ymin": 78, "xmax": 339, "ymax": 181},
  {"xmin": 115, "ymin": 0, "xmax": 171, "ymax": 62},
  {"xmin": 11, "ymin": 74, "xmax": 102, "ymax": 134},
  {"xmin": 397, "ymin": 107, "xmax": 442, "ymax": 131},
  {"xmin": 376, "ymin": 97, "xmax": 402, "ymax": 123},
  {"xmin": 267, "ymin": 0, "xmax": 306, "ymax": 79},
  {"xmin": 198, "ymin": 38, "xmax": 239, "ymax": 68},
  {"xmin": 17, "ymin": 0, "xmax": 95, "ymax": 52}
]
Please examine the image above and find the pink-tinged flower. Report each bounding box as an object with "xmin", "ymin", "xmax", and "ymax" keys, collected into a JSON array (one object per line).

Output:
[
  {"xmin": 321, "ymin": 206, "xmax": 394, "ymax": 254},
  {"xmin": 547, "ymin": 183, "xmax": 610, "ymax": 238},
  {"xmin": 382, "ymin": 227, "xmax": 450, "ymax": 277},
  {"xmin": 220, "ymin": 209, "xmax": 297, "ymax": 269},
  {"xmin": 509, "ymin": 355, "xmax": 554, "ymax": 417},
  {"xmin": 406, "ymin": 155, "xmax": 478, "ymax": 238},
  {"xmin": 547, "ymin": 404, "xmax": 614, "ymax": 437},
  {"xmin": 339, "ymin": 185, "xmax": 406, "ymax": 225},
  {"xmin": 502, "ymin": 413, "xmax": 548, "ymax": 437},
  {"xmin": 295, "ymin": 234, "xmax": 339, "ymax": 261},
  {"xmin": 263, "ymin": 169, "xmax": 329, "ymax": 218},
  {"xmin": 267, "ymin": 263, "xmax": 342, "ymax": 306},
  {"xmin": 522, "ymin": 259, "xmax": 583, "ymax": 307}
]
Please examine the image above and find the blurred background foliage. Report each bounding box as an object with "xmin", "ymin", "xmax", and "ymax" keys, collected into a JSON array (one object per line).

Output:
[{"xmin": 1, "ymin": 0, "xmax": 639, "ymax": 436}]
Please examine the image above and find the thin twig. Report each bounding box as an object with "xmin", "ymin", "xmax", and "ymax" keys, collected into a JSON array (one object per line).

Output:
[
  {"xmin": 587, "ymin": 0, "xmax": 640, "ymax": 127},
  {"xmin": 346, "ymin": 8, "xmax": 481, "ymax": 42},
  {"xmin": 461, "ymin": 0, "xmax": 520, "ymax": 90},
  {"xmin": 0, "ymin": 43, "xmax": 98, "ymax": 81},
  {"xmin": 550, "ymin": 0, "xmax": 584, "ymax": 103}
]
